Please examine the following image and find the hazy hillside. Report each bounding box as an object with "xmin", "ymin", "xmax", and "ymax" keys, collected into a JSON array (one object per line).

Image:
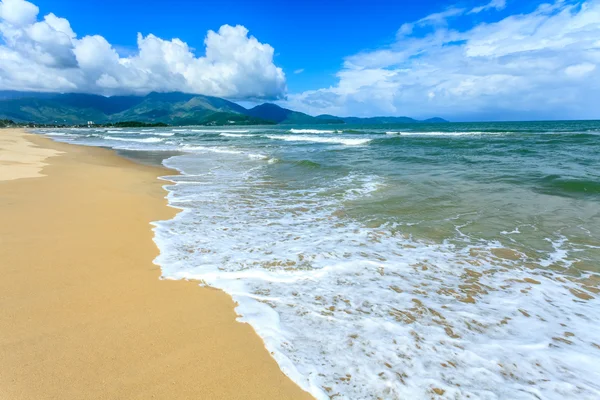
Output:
[
  {"xmin": 0, "ymin": 91, "xmax": 448, "ymax": 125},
  {"xmin": 247, "ymin": 103, "xmax": 344, "ymax": 124},
  {"xmin": 0, "ymin": 97, "xmax": 107, "ymax": 124},
  {"xmin": 109, "ymin": 92, "xmax": 255, "ymax": 125},
  {"xmin": 0, "ymin": 91, "xmax": 272, "ymax": 125}
]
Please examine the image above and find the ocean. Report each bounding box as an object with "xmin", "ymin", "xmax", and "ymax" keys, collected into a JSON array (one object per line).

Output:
[{"xmin": 39, "ymin": 121, "xmax": 600, "ymax": 399}]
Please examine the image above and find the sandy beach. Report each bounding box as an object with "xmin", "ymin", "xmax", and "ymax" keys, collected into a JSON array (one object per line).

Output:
[{"xmin": 0, "ymin": 129, "xmax": 310, "ymax": 399}]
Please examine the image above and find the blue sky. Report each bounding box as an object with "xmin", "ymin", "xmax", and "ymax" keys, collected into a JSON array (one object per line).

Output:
[
  {"xmin": 29, "ymin": 0, "xmax": 545, "ymax": 93},
  {"xmin": 1, "ymin": 0, "xmax": 599, "ymax": 120},
  {"xmin": 29, "ymin": 0, "xmax": 461, "ymax": 93}
]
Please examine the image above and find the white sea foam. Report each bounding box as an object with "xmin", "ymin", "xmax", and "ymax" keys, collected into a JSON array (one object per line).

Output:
[
  {"xmin": 289, "ymin": 129, "xmax": 336, "ymax": 134},
  {"xmin": 107, "ymin": 130, "xmax": 138, "ymax": 134},
  {"xmin": 220, "ymin": 133, "xmax": 253, "ymax": 138},
  {"xmin": 219, "ymin": 130, "xmax": 250, "ymax": 133},
  {"xmin": 185, "ymin": 129, "xmax": 251, "ymax": 133},
  {"xmin": 339, "ymin": 174, "xmax": 386, "ymax": 199},
  {"xmin": 400, "ymin": 131, "xmax": 504, "ymax": 137},
  {"xmin": 182, "ymin": 145, "xmax": 243, "ymax": 155},
  {"xmin": 266, "ymin": 135, "xmax": 371, "ymax": 146},
  {"xmin": 247, "ymin": 153, "xmax": 269, "ymax": 160},
  {"xmin": 45, "ymin": 131, "xmax": 76, "ymax": 137},
  {"xmin": 104, "ymin": 136, "xmax": 164, "ymax": 143},
  {"xmin": 141, "ymin": 131, "xmax": 175, "ymax": 137},
  {"xmin": 152, "ymin": 153, "xmax": 600, "ymax": 400},
  {"xmin": 181, "ymin": 144, "xmax": 268, "ymax": 161},
  {"xmin": 170, "ymin": 128, "xmax": 251, "ymax": 134}
]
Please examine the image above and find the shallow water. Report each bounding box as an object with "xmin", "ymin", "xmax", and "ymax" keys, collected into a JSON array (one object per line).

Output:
[{"xmin": 40, "ymin": 121, "xmax": 600, "ymax": 399}]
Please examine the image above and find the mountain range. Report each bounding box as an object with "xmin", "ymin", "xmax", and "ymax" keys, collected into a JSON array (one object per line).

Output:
[{"xmin": 0, "ymin": 91, "xmax": 447, "ymax": 126}]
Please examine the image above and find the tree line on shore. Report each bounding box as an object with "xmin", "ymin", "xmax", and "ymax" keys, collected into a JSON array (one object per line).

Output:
[{"xmin": 0, "ymin": 119, "xmax": 169, "ymax": 129}]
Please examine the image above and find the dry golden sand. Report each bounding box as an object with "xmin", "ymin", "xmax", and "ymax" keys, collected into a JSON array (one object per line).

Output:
[
  {"xmin": 0, "ymin": 129, "xmax": 62, "ymax": 181},
  {"xmin": 0, "ymin": 129, "xmax": 311, "ymax": 400}
]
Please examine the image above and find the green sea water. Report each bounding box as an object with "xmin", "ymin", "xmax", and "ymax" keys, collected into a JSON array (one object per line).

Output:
[{"xmin": 42, "ymin": 120, "xmax": 600, "ymax": 399}]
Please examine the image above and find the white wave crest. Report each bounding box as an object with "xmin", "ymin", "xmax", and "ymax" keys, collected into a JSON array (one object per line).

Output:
[
  {"xmin": 104, "ymin": 136, "xmax": 164, "ymax": 143},
  {"xmin": 141, "ymin": 132, "xmax": 175, "ymax": 137},
  {"xmin": 219, "ymin": 130, "xmax": 250, "ymax": 133},
  {"xmin": 248, "ymin": 153, "xmax": 269, "ymax": 160},
  {"xmin": 107, "ymin": 130, "xmax": 138, "ymax": 134},
  {"xmin": 400, "ymin": 131, "xmax": 504, "ymax": 136},
  {"xmin": 182, "ymin": 145, "xmax": 243, "ymax": 155},
  {"xmin": 220, "ymin": 133, "xmax": 253, "ymax": 138},
  {"xmin": 182, "ymin": 145, "xmax": 269, "ymax": 161},
  {"xmin": 266, "ymin": 135, "xmax": 371, "ymax": 146},
  {"xmin": 45, "ymin": 131, "xmax": 76, "ymax": 137},
  {"xmin": 289, "ymin": 129, "xmax": 336, "ymax": 134}
]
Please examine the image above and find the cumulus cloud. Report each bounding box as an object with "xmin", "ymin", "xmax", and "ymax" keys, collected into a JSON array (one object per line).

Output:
[
  {"xmin": 0, "ymin": 0, "xmax": 286, "ymax": 98},
  {"xmin": 285, "ymin": 0, "xmax": 600, "ymax": 120}
]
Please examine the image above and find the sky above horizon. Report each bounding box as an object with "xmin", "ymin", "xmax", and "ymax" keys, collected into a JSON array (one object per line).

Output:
[{"xmin": 0, "ymin": 0, "xmax": 599, "ymax": 121}]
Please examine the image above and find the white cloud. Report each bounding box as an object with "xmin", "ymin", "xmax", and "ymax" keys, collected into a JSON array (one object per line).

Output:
[
  {"xmin": 0, "ymin": 0, "xmax": 286, "ymax": 99},
  {"xmin": 470, "ymin": 0, "xmax": 507, "ymax": 14},
  {"xmin": 565, "ymin": 62, "xmax": 596, "ymax": 77},
  {"xmin": 0, "ymin": 0, "xmax": 37, "ymax": 26},
  {"xmin": 294, "ymin": 68, "xmax": 304, "ymax": 74},
  {"xmin": 397, "ymin": 7, "xmax": 465, "ymax": 38},
  {"xmin": 284, "ymin": 0, "xmax": 600, "ymax": 120}
]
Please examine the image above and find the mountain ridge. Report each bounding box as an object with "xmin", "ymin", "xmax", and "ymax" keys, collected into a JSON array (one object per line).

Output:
[{"xmin": 0, "ymin": 91, "xmax": 448, "ymax": 125}]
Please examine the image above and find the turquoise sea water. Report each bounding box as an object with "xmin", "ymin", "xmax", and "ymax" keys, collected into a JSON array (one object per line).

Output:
[{"xmin": 40, "ymin": 121, "xmax": 600, "ymax": 399}]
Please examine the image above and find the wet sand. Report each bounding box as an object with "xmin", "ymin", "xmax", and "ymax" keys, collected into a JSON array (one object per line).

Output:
[{"xmin": 0, "ymin": 129, "xmax": 311, "ymax": 399}]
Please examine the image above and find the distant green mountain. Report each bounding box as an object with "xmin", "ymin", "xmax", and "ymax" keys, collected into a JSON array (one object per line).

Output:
[
  {"xmin": 314, "ymin": 114, "xmax": 346, "ymax": 124},
  {"xmin": 0, "ymin": 91, "xmax": 448, "ymax": 126},
  {"xmin": 52, "ymin": 93, "xmax": 144, "ymax": 115},
  {"xmin": 422, "ymin": 117, "xmax": 448, "ymax": 123},
  {"xmin": 0, "ymin": 91, "xmax": 144, "ymax": 121},
  {"xmin": 110, "ymin": 92, "xmax": 253, "ymax": 125},
  {"xmin": 246, "ymin": 103, "xmax": 344, "ymax": 124},
  {"xmin": 0, "ymin": 91, "xmax": 272, "ymax": 126},
  {"xmin": 0, "ymin": 91, "xmax": 58, "ymax": 100},
  {"xmin": 175, "ymin": 112, "xmax": 275, "ymax": 126},
  {"xmin": 0, "ymin": 97, "xmax": 107, "ymax": 124}
]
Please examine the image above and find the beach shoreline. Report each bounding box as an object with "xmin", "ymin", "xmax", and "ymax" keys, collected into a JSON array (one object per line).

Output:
[{"xmin": 0, "ymin": 129, "xmax": 311, "ymax": 399}]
